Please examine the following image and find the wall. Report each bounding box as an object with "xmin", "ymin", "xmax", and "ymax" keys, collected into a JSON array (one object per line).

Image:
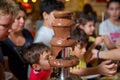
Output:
[{"xmin": 64, "ymin": 0, "xmax": 107, "ymax": 19}]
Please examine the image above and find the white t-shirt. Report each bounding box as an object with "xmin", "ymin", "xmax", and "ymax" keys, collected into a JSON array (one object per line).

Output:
[
  {"xmin": 99, "ymin": 19, "xmax": 120, "ymax": 50},
  {"xmin": 34, "ymin": 26, "xmax": 54, "ymax": 47}
]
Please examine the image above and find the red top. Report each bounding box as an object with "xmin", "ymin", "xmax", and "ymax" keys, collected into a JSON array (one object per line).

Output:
[{"xmin": 29, "ymin": 69, "xmax": 50, "ymax": 80}]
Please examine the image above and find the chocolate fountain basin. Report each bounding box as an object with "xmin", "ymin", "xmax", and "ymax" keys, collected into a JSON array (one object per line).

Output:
[{"xmin": 54, "ymin": 11, "xmax": 73, "ymax": 19}]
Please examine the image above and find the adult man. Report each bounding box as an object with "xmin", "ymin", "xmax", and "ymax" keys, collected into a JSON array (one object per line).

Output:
[{"xmin": 0, "ymin": 0, "xmax": 19, "ymax": 65}]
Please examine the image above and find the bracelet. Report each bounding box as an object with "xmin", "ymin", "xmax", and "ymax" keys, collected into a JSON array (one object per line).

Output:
[{"xmin": 97, "ymin": 50, "xmax": 100, "ymax": 59}]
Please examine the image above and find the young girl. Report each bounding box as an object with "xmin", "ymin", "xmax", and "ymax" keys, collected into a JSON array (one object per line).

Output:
[
  {"xmin": 77, "ymin": 16, "xmax": 103, "ymax": 63},
  {"xmin": 99, "ymin": 0, "xmax": 120, "ymax": 50}
]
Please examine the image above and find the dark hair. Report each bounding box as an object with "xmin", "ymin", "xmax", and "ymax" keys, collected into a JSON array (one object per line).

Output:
[
  {"xmin": 70, "ymin": 27, "xmax": 88, "ymax": 50},
  {"xmin": 81, "ymin": 3, "xmax": 97, "ymax": 22},
  {"xmin": 16, "ymin": 2, "xmax": 26, "ymax": 13},
  {"xmin": 40, "ymin": 0, "xmax": 65, "ymax": 18},
  {"xmin": 107, "ymin": 0, "xmax": 120, "ymax": 8},
  {"xmin": 23, "ymin": 43, "xmax": 51, "ymax": 65},
  {"xmin": 83, "ymin": 3, "xmax": 94, "ymax": 14},
  {"xmin": 77, "ymin": 16, "xmax": 94, "ymax": 26}
]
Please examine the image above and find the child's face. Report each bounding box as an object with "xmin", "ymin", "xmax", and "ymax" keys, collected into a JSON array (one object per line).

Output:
[
  {"xmin": 73, "ymin": 44, "xmax": 86, "ymax": 58},
  {"xmin": 43, "ymin": 11, "xmax": 55, "ymax": 27},
  {"xmin": 107, "ymin": 2, "xmax": 120, "ymax": 20},
  {"xmin": 39, "ymin": 51, "xmax": 51, "ymax": 70},
  {"xmin": 80, "ymin": 21, "xmax": 95, "ymax": 36}
]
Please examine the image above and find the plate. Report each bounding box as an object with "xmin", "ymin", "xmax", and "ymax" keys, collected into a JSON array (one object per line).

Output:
[
  {"xmin": 4, "ymin": 72, "xmax": 13, "ymax": 80},
  {"xmin": 82, "ymin": 74, "xmax": 100, "ymax": 79},
  {"xmin": 100, "ymin": 77, "xmax": 114, "ymax": 80}
]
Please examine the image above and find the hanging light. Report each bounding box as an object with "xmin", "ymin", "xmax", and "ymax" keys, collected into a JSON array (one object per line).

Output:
[
  {"xmin": 16, "ymin": 0, "xmax": 22, "ymax": 2},
  {"xmin": 65, "ymin": 0, "xmax": 70, "ymax": 2},
  {"xmin": 23, "ymin": 0, "xmax": 28, "ymax": 3},
  {"xmin": 32, "ymin": 0, "xmax": 37, "ymax": 3},
  {"xmin": 21, "ymin": 3, "xmax": 32, "ymax": 9},
  {"xmin": 21, "ymin": 3, "xmax": 33, "ymax": 13}
]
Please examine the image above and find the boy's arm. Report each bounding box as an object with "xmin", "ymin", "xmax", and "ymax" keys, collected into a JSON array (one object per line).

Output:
[{"xmin": 70, "ymin": 60, "xmax": 117, "ymax": 76}]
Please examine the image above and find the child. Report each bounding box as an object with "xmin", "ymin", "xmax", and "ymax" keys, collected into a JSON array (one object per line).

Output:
[
  {"xmin": 23, "ymin": 43, "xmax": 51, "ymax": 80},
  {"xmin": 23, "ymin": 42, "xmax": 79, "ymax": 80},
  {"xmin": 69, "ymin": 27, "xmax": 117, "ymax": 79},
  {"xmin": 34, "ymin": 0, "xmax": 64, "ymax": 47},
  {"xmin": 70, "ymin": 27, "xmax": 88, "ymax": 80},
  {"xmin": 77, "ymin": 15, "xmax": 95, "ymax": 36},
  {"xmin": 77, "ymin": 15, "xmax": 103, "ymax": 63},
  {"xmin": 99, "ymin": 0, "xmax": 120, "ymax": 50}
]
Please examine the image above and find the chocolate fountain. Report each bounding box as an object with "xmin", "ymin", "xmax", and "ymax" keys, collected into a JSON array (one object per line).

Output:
[{"xmin": 49, "ymin": 11, "xmax": 79, "ymax": 80}]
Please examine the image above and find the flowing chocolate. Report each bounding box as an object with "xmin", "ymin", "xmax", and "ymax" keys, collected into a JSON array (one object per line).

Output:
[
  {"xmin": 49, "ymin": 55, "xmax": 79, "ymax": 68},
  {"xmin": 51, "ymin": 11, "xmax": 76, "ymax": 56}
]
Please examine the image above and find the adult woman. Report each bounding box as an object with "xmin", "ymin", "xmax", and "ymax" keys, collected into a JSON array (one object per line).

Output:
[{"xmin": 1, "ymin": 5, "xmax": 33, "ymax": 80}]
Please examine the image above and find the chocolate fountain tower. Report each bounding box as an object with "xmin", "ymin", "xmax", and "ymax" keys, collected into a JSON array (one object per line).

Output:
[
  {"xmin": 49, "ymin": 11, "xmax": 79, "ymax": 80},
  {"xmin": 51, "ymin": 11, "xmax": 75, "ymax": 57}
]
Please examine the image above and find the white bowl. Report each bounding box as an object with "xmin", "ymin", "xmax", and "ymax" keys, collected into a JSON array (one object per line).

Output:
[
  {"xmin": 82, "ymin": 74, "xmax": 100, "ymax": 79},
  {"xmin": 4, "ymin": 72, "xmax": 13, "ymax": 80}
]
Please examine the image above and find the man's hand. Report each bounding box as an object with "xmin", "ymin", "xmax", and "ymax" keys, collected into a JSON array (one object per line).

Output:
[{"xmin": 97, "ymin": 60, "xmax": 117, "ymax": 76}]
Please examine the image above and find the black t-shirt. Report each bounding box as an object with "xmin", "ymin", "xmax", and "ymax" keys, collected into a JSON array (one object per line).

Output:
[
  {"xmin": 0, "ymin": 42, "xmax": 4, "ymax": 65},
  {"xmin": 1, "ymin": 29, "xmax": 33, "ymax": 80}
]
